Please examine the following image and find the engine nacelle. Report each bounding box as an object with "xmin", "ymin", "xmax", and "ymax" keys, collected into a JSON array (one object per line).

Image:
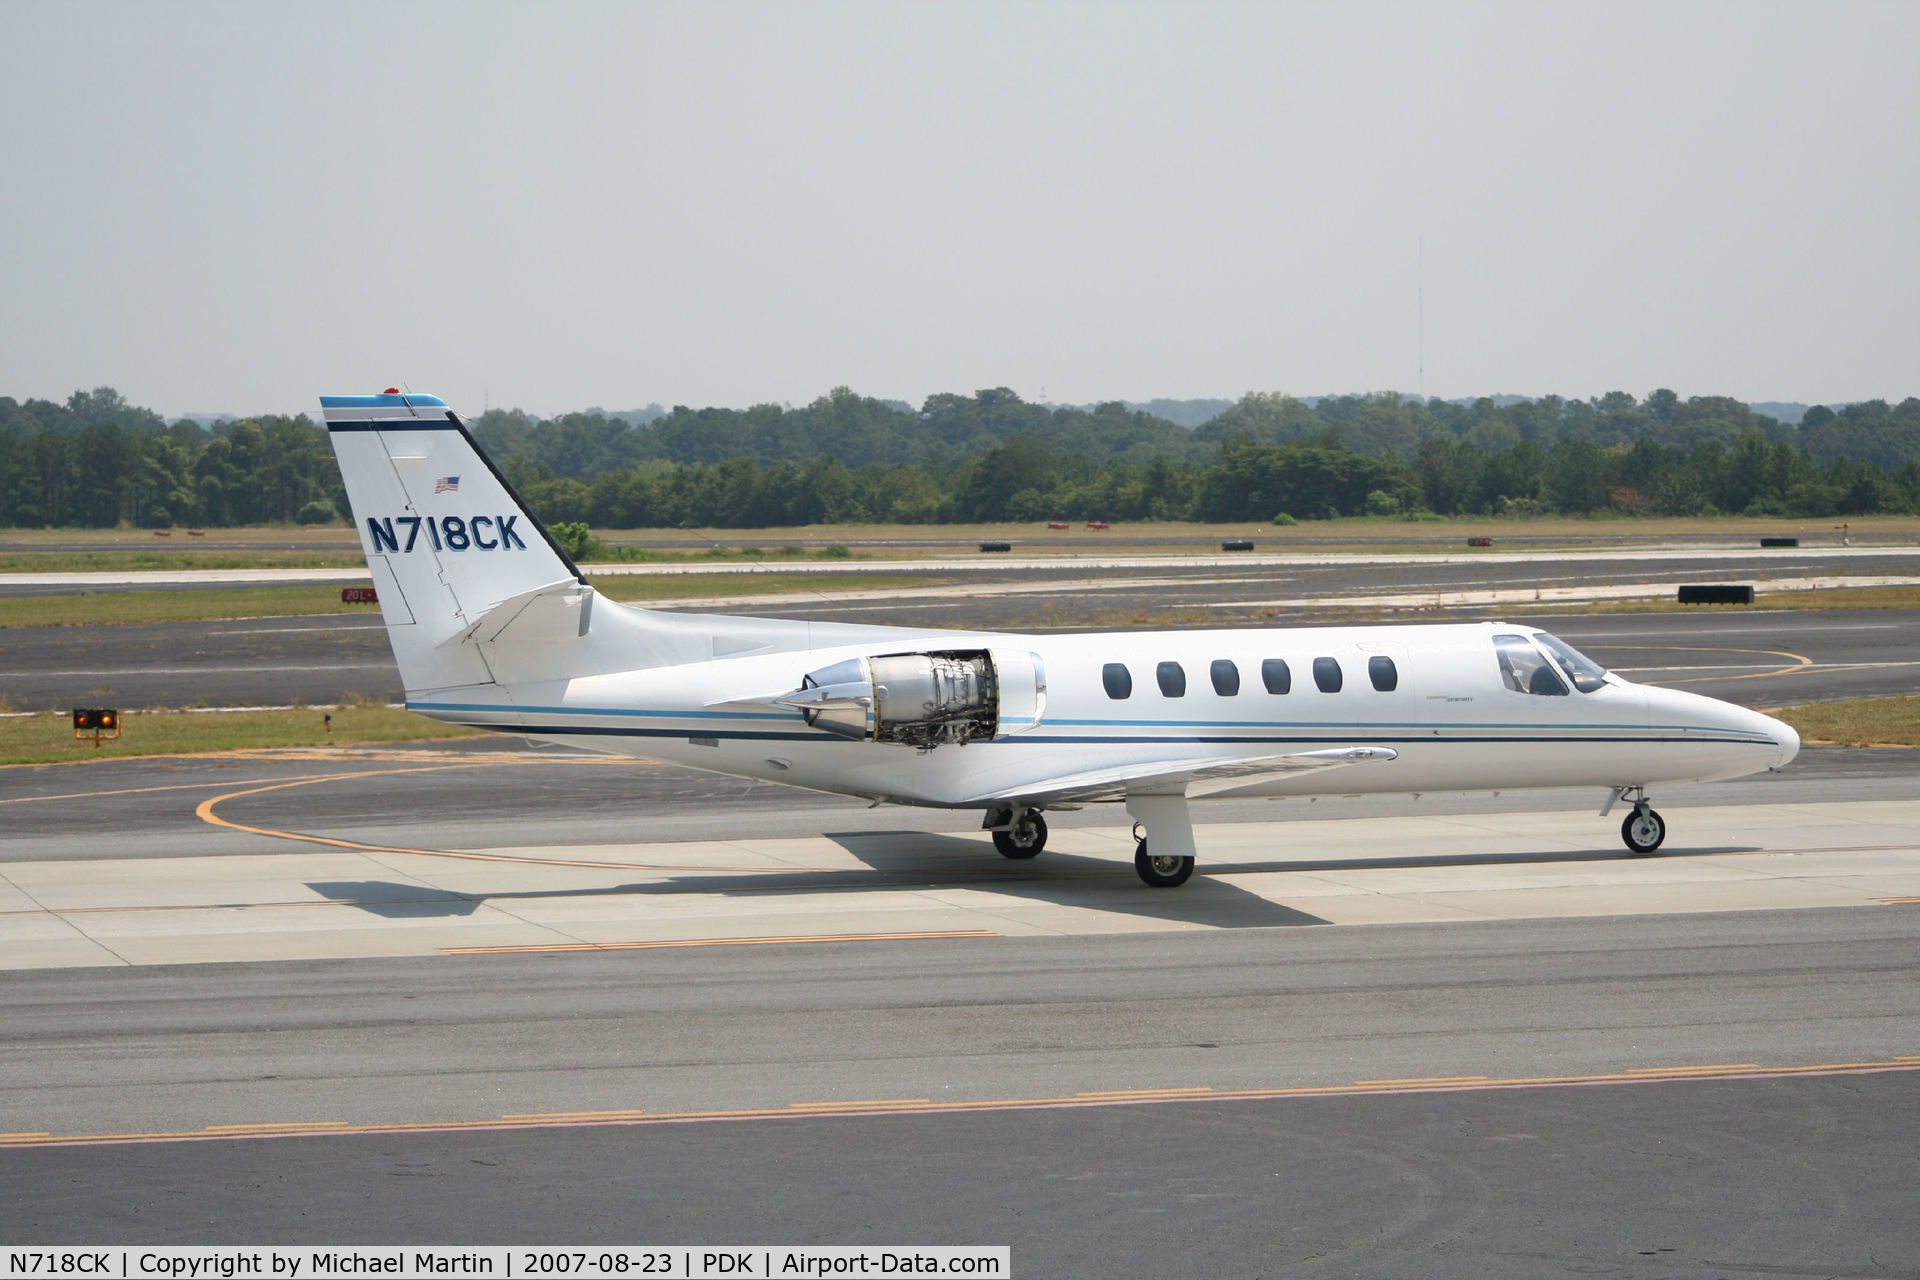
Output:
[{"xmin": 775, "ymin": 649, "xmax": 1043, "ymax": 748}]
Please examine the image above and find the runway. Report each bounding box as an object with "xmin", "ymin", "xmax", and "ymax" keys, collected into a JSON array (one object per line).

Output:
[
  {"xmin": 3, "ymin": 572, "xmax": 1918, "ymax": 1269},
  {"xmin": 4, "ymin": 596, "xmax": 1920, "ymax": 712}
]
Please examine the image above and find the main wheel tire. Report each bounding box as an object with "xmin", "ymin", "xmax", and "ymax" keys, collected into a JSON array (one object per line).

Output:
[
  {"xmin": 1134, "ymin": 839, "xmax": 1195, "ymax": 888},
  {"xmin": 1621, "ymin": 806, "xmax": 1666, "ymax": 855},
  {"xmin": 993, "ymin": 812, "xmax": 1047, "ymax": 859}
]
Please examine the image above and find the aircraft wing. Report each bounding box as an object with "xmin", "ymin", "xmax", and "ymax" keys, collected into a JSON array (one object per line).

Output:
[{"xmin": 965, "ymin": 745, "xmax": 1398, "ymax": 806}]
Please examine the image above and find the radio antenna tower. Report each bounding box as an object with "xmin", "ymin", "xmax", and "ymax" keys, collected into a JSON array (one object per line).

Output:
[{"xmin": 1417, "ymin": 234, "xmax": 1425, "ymax": 400}]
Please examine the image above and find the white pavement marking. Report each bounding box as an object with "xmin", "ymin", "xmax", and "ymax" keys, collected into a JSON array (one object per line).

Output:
[
  {"xmin": 1210, "ymin": 576, "xmax": 1920, "ymax": 612},
  {"xmin": 647, "ymin": 573, "xmax": 1920, "ymax": 613},
  {"xmin": 646, "ymin": 575, "xmax": 1255, "ymax": 610},
  {"xmin": 16, "ymin": 663, "xmax": 392, "ymax": 678},
  {"xmin": 3, "ymin": 544, "xmax": 1915, "ymax": 589},
  {"xmin": 2, "ymin": 800, "xmax": 1915, "ymax": 969},
  {"xmin": 580, "ymin": 545, "xmax": 1920, "ymax": 575}
]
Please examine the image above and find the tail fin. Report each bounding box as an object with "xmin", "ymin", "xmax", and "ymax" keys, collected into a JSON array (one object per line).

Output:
[{"xmin": 323, "ymin": 392, "xmax": 587, "ymax": 694}]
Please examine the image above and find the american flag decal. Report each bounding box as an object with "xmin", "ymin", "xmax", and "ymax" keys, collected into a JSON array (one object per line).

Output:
[{"xmin": 435, "ymin": 476, "xmax": 460, "ymax": 493}]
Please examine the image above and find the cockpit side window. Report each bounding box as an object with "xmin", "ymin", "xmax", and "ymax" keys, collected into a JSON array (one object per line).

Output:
[{"xmin": 1494, "ymin": 634, "xmax": 1568, "ymax": 696}]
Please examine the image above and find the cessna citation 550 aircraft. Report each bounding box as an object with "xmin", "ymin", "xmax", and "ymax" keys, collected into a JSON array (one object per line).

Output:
[{"xmin": 325, "ymin": 391, "xmax": 1800, "ymax": 887}]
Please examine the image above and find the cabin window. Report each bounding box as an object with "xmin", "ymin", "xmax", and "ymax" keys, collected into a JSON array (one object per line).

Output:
[
  {"xmin": 1102, "ymin": 662, "xmax": 1133, "ymax": 699},
  {"xmin": 1156, "ymin": 661, "xmax": 1187, "ymax": 697},
  {"xmin": 1495, "ymin": 634, "xmax": 1568, "ymax": 696},
  {"xmin": 1210, "ymin": 659, "xmax": 1240, "ymax": 696},
  {"xmin": 1368, "ymin": 655, "xmax": 1398, "ymax": 692},
  {"xmin": 1312, "ymin": 656, "xmax": 1343, "ymax": 693},
  {"xmin": 1260, "ymin": 658, "xmax": 1292, "ymax": 695}
]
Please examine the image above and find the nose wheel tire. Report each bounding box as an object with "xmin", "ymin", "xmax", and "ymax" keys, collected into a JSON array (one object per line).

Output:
[
  {"xmin": 1621, "ymin": 807, "xmax": 1666, "ymax": 855},
  {"xmin": 993, "ymin": 812, "xmax": 1048, "ymax": 859},
  {"xmin": 1134, "ymin": 839, "xmax": 1195, "ymax": 888}
]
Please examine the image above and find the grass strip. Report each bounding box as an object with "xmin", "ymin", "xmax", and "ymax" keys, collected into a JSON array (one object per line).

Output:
[
  {"xmin": 1775, "ymin": 694, "xmax": 1920, "ymax": 747},
  {"xmin": 0, "ymin": 550, "xmax": 369, "ymax": 573},
  {"xmin": 0, "ymin": 706, "xmax": 478, "ymax": 766},
  {"xmin": 0, "ymin": 544, "xmax": 858, "ymax": 574},
  {"xmin": 0, "ymin": 588, "xmax": 384, "ymax": 629}
]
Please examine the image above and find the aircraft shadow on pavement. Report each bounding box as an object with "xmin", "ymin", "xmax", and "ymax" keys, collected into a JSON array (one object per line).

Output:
[
  {"xmin": 302, "ymin": 840, "xmax": 1755, "ymax": 925},
  {"xmin": 303, "ymin": 833, "xmax": 1333, "ymax": 929},
  {"xmin": 818, "ymin": 831, "xmax": 1329, "ymax": 928},
  {"xmin": 306, "ymin": 881, "xmax": 485, "ymax": 918},
  {"xmin": 1218, "ymin": 844, "xmax": 1762, "ymax": 875}
]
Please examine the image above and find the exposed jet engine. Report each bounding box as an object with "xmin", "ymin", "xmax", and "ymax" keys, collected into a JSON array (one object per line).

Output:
[{"xmin": 775, "ymin": 649, "xmax": 1045, "ymax": 749}]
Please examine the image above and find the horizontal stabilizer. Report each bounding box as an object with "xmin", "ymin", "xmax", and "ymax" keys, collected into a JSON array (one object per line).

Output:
[{"xmin": 438, "ymin": 578, "xmax": 593, "ymax": 648}]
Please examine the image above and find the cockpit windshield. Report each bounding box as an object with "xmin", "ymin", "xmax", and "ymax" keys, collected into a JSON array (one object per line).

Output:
[
  {"xmin": 1495, "ymin": 634, "xmax": 1568, "ymax": 696},
  {"xmin": 1534, "ymin": 632, "xmax": 1609, "ymax": 693}
]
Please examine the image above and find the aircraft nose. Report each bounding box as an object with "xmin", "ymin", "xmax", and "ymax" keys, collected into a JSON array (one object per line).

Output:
[{"xmin": 1765, "ymin": 710, "xmax": 1801, "ymax": 768}]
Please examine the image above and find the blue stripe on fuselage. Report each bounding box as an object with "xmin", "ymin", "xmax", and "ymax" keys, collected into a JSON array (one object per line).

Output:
[
  {"xmin": 408, "ymin": 700, "xmax": 1771, "ymax": 742},
  {"xmin": 452, "ymin": 722, "xmax": 1772, "ymax": 748}
]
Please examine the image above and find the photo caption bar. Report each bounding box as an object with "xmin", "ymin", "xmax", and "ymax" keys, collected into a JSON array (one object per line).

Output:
[{"xmin": 0, "ymin": 1248, "xmax": 1011, "ymax": 1280}]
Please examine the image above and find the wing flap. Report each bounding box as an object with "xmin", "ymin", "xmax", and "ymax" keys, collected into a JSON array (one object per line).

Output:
[{"xmin": 965, "ymin": 745, "xmax": 1397, "ymax": 806}]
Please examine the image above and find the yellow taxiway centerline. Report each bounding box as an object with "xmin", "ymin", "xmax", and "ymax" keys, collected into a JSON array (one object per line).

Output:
[
  {"xmin": 192, "ymin": 765, "xmax": 846, "ymax": 873},
  {"xmin": 445, "ymin": 930, "xmax": 1000, "ymax": 955},
  {"xmin": 4, "ymin": 1056, "xmax": 1918, "ymax": 1149}
]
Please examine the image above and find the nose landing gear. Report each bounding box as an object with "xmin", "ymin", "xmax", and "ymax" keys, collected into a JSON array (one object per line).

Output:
[{"xmin": 1621, "ymin": 805, "xmax": 1666, "ymax": 854}]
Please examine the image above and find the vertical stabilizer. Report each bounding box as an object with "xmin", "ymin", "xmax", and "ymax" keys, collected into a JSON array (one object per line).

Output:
[{"xmin": 322, "ymin": 392, "xmax": 586, "ymax": 694}]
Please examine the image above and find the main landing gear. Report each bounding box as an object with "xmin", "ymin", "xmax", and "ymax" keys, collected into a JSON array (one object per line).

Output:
[
  {"xmin": 1126, "ymin": 793, "xmax": 1197, "ymax": 888},
  {"xmin": 1133, "ymin": 831, "xmax": 1195, "ymax": 888},
  {"xmin": 990, "ymin": 808, "xmax": 1048, "ymax": 859},
  {"xmin": 1603, "ymin": 785, "xmax": 1666, "ymax": 855},
  {"xmin": 984, "ymin": 794, "xmax": 1203, "ymax": 887}
]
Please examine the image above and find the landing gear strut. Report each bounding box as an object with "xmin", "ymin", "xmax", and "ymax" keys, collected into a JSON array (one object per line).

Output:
[{"xmin": 1603, "ymin": 785, "xmax": 1666, "ymax": 855}]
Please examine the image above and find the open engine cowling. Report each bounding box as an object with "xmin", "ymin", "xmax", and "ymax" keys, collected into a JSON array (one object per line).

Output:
[{"xmin": 775, "ymin": 648, "xmax": 1045, "ymax": 748}]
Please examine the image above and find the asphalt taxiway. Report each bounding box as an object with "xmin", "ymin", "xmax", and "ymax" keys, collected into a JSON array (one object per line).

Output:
[
  {"xmin": 4, "ymin": 914, "xmax": 1918, "ymax": 1276},
  {"xmin": 3, "ymin": 564, "xmax": 1918, "ymax": 1270},
  {"xmin": 3, "ymin": 725, "xmax": 1919, "ymax": 1272}
]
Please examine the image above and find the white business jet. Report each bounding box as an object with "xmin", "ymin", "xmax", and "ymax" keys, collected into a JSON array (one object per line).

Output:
[{"xmin": 325, "ymin": 392, "xmax": 1799, "ymax": 887}]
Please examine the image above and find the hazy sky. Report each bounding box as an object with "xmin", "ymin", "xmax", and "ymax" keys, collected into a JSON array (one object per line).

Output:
[{"xmin": 2, "ymin": 1, "xmax": 1914, "ymax": 418}]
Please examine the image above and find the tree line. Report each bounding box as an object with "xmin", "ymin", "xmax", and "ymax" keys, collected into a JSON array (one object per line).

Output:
[
  {"xmin": 470, "ymin": 386, "xmax": 1920, "ymax": 476},
  {"xmin": 0, "ymin": 389, "xmax": 345, "ymax": 527},
  {"xmin": 3, "ymin": 385, "xmax": 1917, "ymax": 529}
]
